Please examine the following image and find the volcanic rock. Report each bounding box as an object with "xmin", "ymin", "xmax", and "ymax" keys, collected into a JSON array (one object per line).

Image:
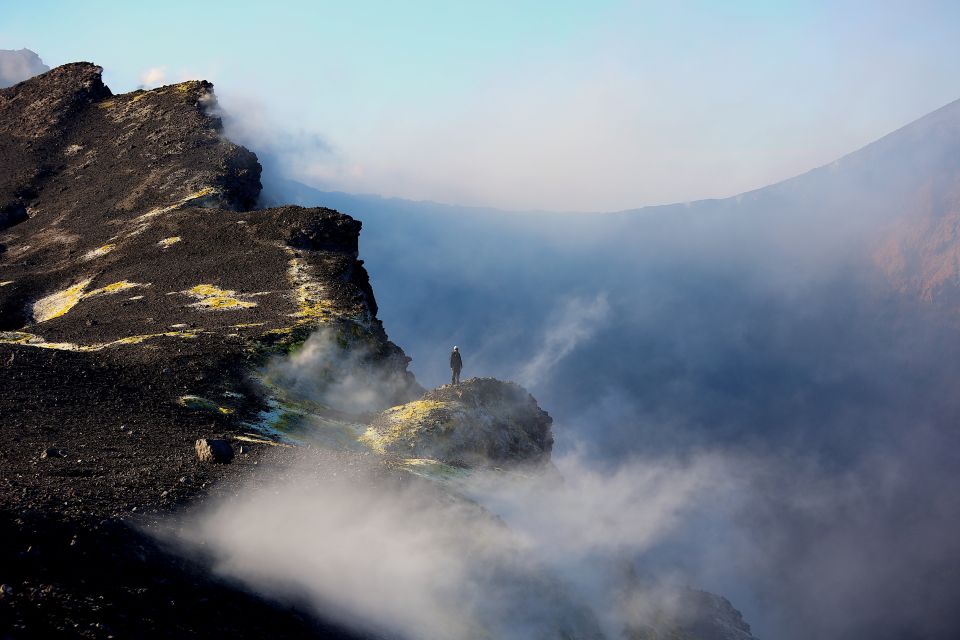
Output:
[
  {"xmin": 195, "ymin": 439, "xmax": 234, "ymax": 464},
  {"xmin": 363, "ymin": 377, "xmax": 554, "ymax": 467}
]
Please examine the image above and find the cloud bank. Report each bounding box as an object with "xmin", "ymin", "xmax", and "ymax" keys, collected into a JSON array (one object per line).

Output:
[{"xmin": 0, "ymin": 48, "xmax": 49, "ymax": 88}]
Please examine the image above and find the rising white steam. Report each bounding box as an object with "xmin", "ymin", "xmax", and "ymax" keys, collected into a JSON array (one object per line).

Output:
[
  {"xmin": 169, "ymin": 448, "xmax": 743, "ymax": 640},
  {"xmin": 517, "ymin": 293, "xmax": 611, "ymax": 387},
  {"xmin": 138, "ymin": 66, "xmax": 167, "ymax": 88}
]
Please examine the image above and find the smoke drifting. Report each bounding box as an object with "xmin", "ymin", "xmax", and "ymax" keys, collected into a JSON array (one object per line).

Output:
[
  {"xmin": 187, "ymin": 84, "xmax": 960, "ymax": 639},
  {"xmin": 517, "ymin": 293, "xmax": 610, "ymax": 388},
  {"xmin": 138, "ymin": 66, "xmax": 167, "ymax": 87},
  {"xmin": 0, "ymin": 48, "xmax": 49, "ymax": 88},
  {"xmin": 264, "ymin": 327, "xmax": 418, "ymax": 415},
  {"xmin": 171, "ymin": 446, "xmax": 750, "ymax": 640}
]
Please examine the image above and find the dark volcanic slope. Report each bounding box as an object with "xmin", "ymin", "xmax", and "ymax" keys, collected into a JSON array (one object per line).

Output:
[{"xmin": 0, "ymin": 64, "xmax": 415, "ymax": 638}]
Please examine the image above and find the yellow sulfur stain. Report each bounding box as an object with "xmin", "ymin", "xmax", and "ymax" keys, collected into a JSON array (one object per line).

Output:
[
  {"xmin": 287, "ymin": 256, "xmax": 345, "ymax": 324},
  {"xmin": 262, "ymin": 326, "xmax": 295, "ymax": 337},
  {"xmin": 109, "ymin": 331, "xmax": 198, "ymax": 347},
  {"xmin": 0, "ymin": 330, "xmax": 197, "ymax": 352},
  {"xmin": 200, "ymin": 296, "xmax": 255, "ymax": 309},
  {"xmin": 157, "ymin": 236, "xmax": 181, "ymax": 248},
  {"xmin": 33, "ymin": 279, "xmax": 149, "ymax": 322},
  {"xmin": 294, "ymin": 297, "xmax": 337, "ymax": 319},
  {"xmin": 235, "ymin": 434, "xmax": 293, "ymax": 448},
  {"xmin": 32, "ymin": 278, "xmax": 93, "ymax": 322},
  {"xmin": 382, "ymin": 400, "xmax": 448, "ymax": 423},
  {"xmin": 87, "ymin": 280, "xmax": 145, "ymax": 297},
  {"xmin": 83, "ymin": 244, "xmax": 116, "ymax": 260},
  {"xmin": 190, "ymin": 284, "xmax": 227, "ymax": 297},
  {"xmin": 360, "ymin": 400, "xmax": 451, "ymax": 454},
  {"xmin": 178, "ymin": 394, "xmax": 234, "ymax": 415},
  {"xmin": 0, "ymin": 331, "xmax": 36, "ymax": 345},
  {"xmin": 136, "ymin": 187, "xmax": 218, "ymax": 223},
  {"xmin": 185, "ymin": 284, "xmax": 256, "ymax": 310}
]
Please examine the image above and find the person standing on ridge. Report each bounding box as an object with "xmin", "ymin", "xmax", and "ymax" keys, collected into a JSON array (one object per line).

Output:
[{"xmin": 450, "ymin": 346, "xmax": 463, "ymax": 385}]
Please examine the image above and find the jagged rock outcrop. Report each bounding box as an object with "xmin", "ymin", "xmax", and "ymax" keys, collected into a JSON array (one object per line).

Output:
[
  {"xmin": 195, "ymin": 438, "xmax": 234, "ymax": 464},
  {"xmin": 363, "ymin": 377, "xmax": 554, "ymax": 467}
]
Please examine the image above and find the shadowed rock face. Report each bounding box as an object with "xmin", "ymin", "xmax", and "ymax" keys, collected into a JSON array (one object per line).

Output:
[{"xmin": 364, "ymin": 377, "xmax": 554, "ymax": 467}]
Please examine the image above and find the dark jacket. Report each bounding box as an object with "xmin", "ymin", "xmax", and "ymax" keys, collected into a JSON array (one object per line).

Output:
[{"xmin": 450, "ymin": 350, "xmax": 462, "ymax": 371}]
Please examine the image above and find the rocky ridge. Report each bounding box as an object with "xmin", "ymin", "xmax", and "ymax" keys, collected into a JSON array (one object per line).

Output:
[{"xmin": 0, "ymin": 63, "xmax": 414, "ymax": 639}]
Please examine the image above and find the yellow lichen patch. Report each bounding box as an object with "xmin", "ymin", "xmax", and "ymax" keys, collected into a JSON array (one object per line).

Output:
[
  {"xmin": 157, "ymin": 236, "xmax": 181, "ymax": 248},
  {"xmin": 32, "ymin": 278, "xmax": 92, "ymax": 322},
  {"xmin": 185, "ymin": 284, "xmax": 256, "ymax": 310},
  {"xmin": 83, "ymin": 244, "xmax": 116, "ymax": 260}
]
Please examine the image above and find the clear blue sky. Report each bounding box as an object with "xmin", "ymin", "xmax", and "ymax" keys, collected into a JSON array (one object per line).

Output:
[{"xmin": 4, "ymin": 0, "xmax": 960, "ymax": 210}]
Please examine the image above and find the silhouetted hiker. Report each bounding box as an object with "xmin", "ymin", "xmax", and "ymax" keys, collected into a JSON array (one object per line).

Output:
[{"xmin": 450, "ymin": 346, "xmax": 462, "ymax": 385}]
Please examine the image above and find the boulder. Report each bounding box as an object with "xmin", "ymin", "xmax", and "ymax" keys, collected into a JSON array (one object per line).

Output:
[
  {"xmin": 362, "ymin": 377, "xmax": 553, "ymax": 467},
  {"xmin": 195, "ymin": 439, "xmax": 234, "ymax": 464}
]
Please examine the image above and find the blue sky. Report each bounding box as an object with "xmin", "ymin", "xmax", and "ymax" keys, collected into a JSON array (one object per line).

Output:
[{"xmin": 4, "ymin": 0, "xmax": 960, "ymax": 210}]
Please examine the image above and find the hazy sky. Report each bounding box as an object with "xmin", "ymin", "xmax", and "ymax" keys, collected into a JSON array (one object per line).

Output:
[{"xmin": 5, "ymin": 0, "xmax": 960, "ymax": 210}]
